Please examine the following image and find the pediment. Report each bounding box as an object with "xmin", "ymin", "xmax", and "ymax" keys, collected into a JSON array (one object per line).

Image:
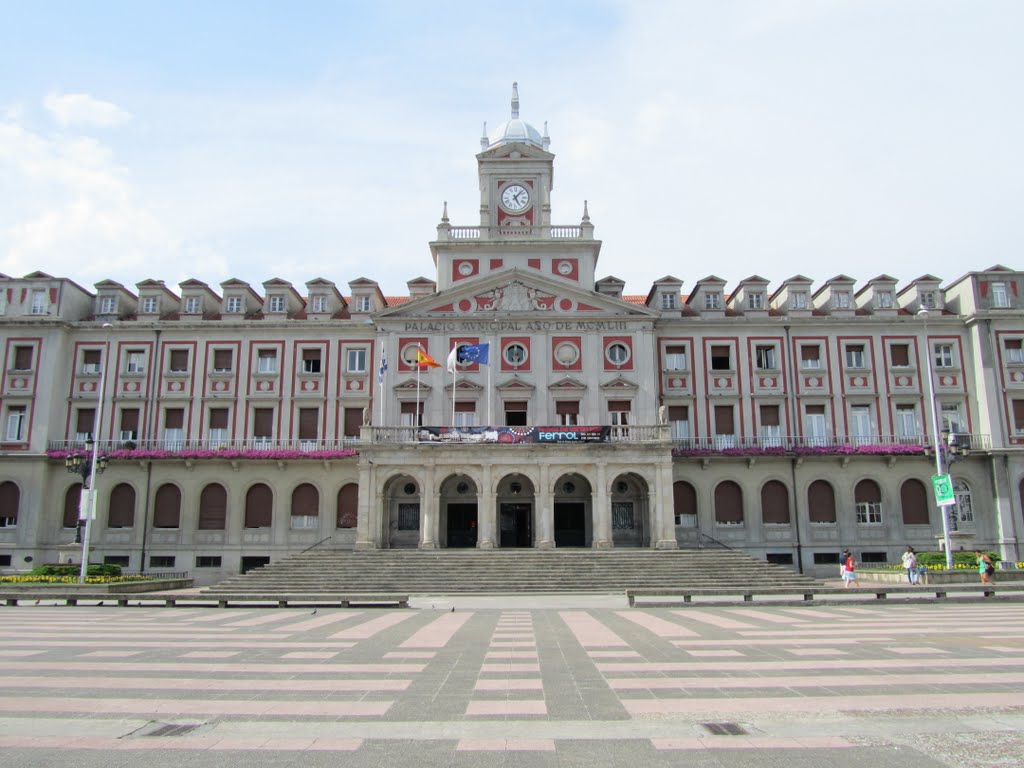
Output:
[
  {"xmin": 600, "ymin": 376, "xmax": 638, "ymax": 392},
  {"xmin": 394, "ymin": 379, "xmax": 434, "ymax": 393},
  {"xmin": 478, "ymin": 142, "xmax": 553, "ymax": 162},
  {"xmin": 548, "ymin": 376, "xmax": 587, "ymax": 393},
  {"xmin": 444, "ymin": 379, "xmax": 485, "ymax": 394},
  {"xmin": 496, "ymin": 375, "xmax": 536, "ymax": 393},
  {"xmin": 375, "ymin": 268, "xmax": 658, "ymax": 320}
]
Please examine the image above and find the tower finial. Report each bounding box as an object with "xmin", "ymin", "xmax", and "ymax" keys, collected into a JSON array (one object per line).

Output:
[
  {"xmin": 481, "ymin": 121, "xmax": 489, "ymax": 150},
  {"xmin": 511, "ymin": 82, "xmax": 520, "ymax": 119},
  {"xmin": 582, "ymin": 200, "xmax": 590, "ymax": 222},
  {"xmin": 441, "ymin": 201, "xmax": 449, "ymax": 223}
]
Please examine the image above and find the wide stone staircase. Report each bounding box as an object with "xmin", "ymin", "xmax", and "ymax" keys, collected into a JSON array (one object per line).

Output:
[{"xmin": 202, "ymin": 548, "xmax": 824, "ymax": 596}]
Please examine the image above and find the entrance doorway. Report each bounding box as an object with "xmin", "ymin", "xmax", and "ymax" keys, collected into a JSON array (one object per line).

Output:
[
  {"xmin": 241, "ymin": 555, "xmax": 270, "ymax": 574},
  {"xmin": 554, "ymin": 502, "xmax": 586, "ymax": 547},
  {"xmin": 446, "ymin": 503, "xmax": 478, "ymax": 548},
  {"xmin": 500, "ymin": 503, "xmax": 532, "ymax": 547}
]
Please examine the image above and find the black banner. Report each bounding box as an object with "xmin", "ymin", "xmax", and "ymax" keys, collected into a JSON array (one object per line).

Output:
[{"xmin": 417, "ymin": 426, "xmax": 610, "ymax": 444}]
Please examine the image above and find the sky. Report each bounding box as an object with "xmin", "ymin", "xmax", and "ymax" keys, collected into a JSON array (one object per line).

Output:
[{"xmin": 0, "ymin": 0, "xmax": 1021, "ymax": 298}]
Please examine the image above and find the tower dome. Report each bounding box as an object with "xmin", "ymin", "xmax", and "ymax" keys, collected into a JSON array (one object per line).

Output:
[{"xmin": 482, "ymin": 82, "xmax": 550, "ymax": 151}]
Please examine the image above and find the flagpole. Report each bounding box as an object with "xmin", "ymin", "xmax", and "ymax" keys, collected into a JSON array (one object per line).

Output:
[
  {"xmin": 452, "ymin": 347, "xmax": 457, "ymax": 427},
  {"xmin": 415, "ymin": 364, "xmax": 421, "ymax": 431},
  {"xmin": 487, "ymin": 338, "xmax": 493, "ymax": 427}
]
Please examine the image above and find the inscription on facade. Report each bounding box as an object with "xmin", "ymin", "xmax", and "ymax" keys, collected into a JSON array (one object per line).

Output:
[{"xmin": 403, "ymin": 320, "xmax": 628, "ymax": 332}]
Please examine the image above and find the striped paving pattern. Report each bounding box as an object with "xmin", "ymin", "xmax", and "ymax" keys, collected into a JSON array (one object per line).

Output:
[{"xmin": 0, "ymin": 602, "xmax": 1022, "ymax": 764}]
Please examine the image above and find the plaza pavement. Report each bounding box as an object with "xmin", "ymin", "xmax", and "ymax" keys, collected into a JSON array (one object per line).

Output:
[{"xmin": 0, "ymin": 595, "xmax": 1023, "ymax": 767}]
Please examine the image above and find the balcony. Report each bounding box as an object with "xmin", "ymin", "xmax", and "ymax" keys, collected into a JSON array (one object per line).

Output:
[
  {"xmin": 47, "ymin": 437, "xmax": 360, "ymax": 461},
  {"xmin": 671, "ymin": 433, "xmax": 991, "ymax": 458},
  {"xmin": 364, "ymin": 424, "xmax": 669, "ymax": 444},
  {"xmin": 436, "ymin": 224, "xmax": 587, "ymax": 241}
]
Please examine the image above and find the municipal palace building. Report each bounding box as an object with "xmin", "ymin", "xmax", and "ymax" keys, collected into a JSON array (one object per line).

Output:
[{"xmin": 1, "ymin": 85, "xmax": 1022, "ymax": 583}]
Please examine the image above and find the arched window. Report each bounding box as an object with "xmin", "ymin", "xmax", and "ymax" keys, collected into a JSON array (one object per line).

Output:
[
  {"xmin": 107, "ymin": 483, "xmax": 136, "ymax": 528},
  {"xmin": 900, "ymin": 479, "xmax": 929, "ymax": 525},
  {"xmin": 244, "ymin": 483, "xmax": 273, "ymax": 528},
  {"xmin": 198, "ymin": 483, "xmax": 227, "ymax": 530},
  {"xmin": 761, "ymin": 480, "xmax": 790, "ymax": 524},
  {"xmin": 855, "ymin": 479, "xmax": 882, "ymax": 524},
  {"xmin": 954, "ymin": 479, "xmax": 974, "ymax": 524},
  {"xmin": 152, "ymin": 484, "xmax": 181, "ymax": 529},
  {"xmin": 290, "ymin": 483, "xmax": 319, "ymax": 529},
  {"xmin": 63, "ymin": 484, "xmax": 82, "ymax": 528},
  {"xmin": 672, "ymin": 481, "xmax": 697, "ymax": 527},
  {"xmin": 807, "ymin": 480, "xmax": 836, "ymax": 523},
  {"xmin": 714, "ymin": 481, "xmax": 743, "ymax": 525},
  {"xmin": 0, "ymin": 481, "xmax": 20, "ymax": 527},
  {"xmin": 337, "ymin": 483, "xmax": 358, "ymax": 529}
]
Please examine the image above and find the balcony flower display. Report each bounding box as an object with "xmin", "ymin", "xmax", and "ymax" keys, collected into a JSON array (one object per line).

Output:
[
  {"xmin": 672, "ymin": 442, "xmax": 926, "ymax": 458},
  {"xmin": 48, "ymin": 448, "xmax": 358, "ymax": 461}
]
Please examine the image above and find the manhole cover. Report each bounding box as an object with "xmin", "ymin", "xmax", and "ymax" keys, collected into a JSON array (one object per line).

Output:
[{"xmin": 702, "ymin": 722, "xmax": 748, "ymax": 736}]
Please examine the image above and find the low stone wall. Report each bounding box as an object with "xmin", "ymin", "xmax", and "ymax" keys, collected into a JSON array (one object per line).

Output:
[
  {"xmin": 3, "ymin": 578, "xmax": 193, "ymax": 593},
  {"xmin": 860, "ymin": 570, "xmax": 983, "ymax": 585}
]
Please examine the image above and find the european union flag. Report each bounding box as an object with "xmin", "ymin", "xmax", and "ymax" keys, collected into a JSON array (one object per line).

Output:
[{"xmin": 457, "ymin": 343, "xmax": 490, "ymax": 365}]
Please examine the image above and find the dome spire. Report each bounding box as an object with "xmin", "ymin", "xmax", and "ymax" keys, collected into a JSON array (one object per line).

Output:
[{"xmin": 511, "ymin": 82, "xmax": 520, "ymax": 118}]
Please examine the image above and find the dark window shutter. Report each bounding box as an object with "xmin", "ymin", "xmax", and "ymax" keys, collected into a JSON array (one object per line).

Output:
[
  {"xmin": 153, "ymin": 484, "xmax": 181, "ymax": 528},
  {"xmin": 198, "ymin": 483, "xmax": 227, "ymax": 530},
  {"xmin": 14, "ymin": 346, "xmax": 33, "ymax": 370},
  {"xmin": 169, "ymin": 349, "xmax": 189, "ymax": 371},
  {"xmin": 244, "ymin": 484, "xmax": 273, "ymax": 528},
  {"xmin": 855, "ymin": 479, "xmax": 882, "ymax": 504},
  {"xmin": 291, "ymin": 484, "xmax": 319, "ymax": 517},
  {"xmin": 0, "ymin": 481, "xmax": 20, "ymax": 524},
  {"xmin": 668, "ymin": 405, "xmax": 688, "ymax": 421},
  {"xmin": 900, "ymin": 479, "xmax": 930, "ymax": 525},
  {"xmin": 63, "ymin": 484, "xmax": 82, "ymax": 528},
  {"xmin": 714, "ymin": 405, "xmax": 734, "ymax": 434},
  {"xmin": 107, "ymin": 483, "xmax": 136, "ymax": 528},
  {"xmin": 343, "ymin": 408, "xmax": 362, "ymax": 437},
  {"xmin": 759, "ymin": 405, "xmax": 780, "ymax": 426},
  {"xmin": 83, "ymin": 350, "xmax": 101, "ymax": 366},
  {"xmin": 761, "ymin": 480, "xmax": 790, "ymax": 524},
  {"xmin": 213, "ymin": 349, "xmax": 233, "ymax": 370},
  {"xmin": 76, "ymin": 409, "xmax": 96, "ymax": 434},
  {"xmin": 807, "ymin": 480, "xmax": 837, "ymax": 523},
  {"xmin": 801, "ymin": 345, "xmax": 819, "ymax": 361},
  {"xmin": 555, "ymin": 401, "xmax": 579, "ymax": 415},
  {"xmin": 714, "ymin": 481, "xmax": 744, "ymax": 523},
  {"xmin": 806, "ymin": 404, "xmax": 825, "ymax": 416},
  {"xmin": 253, "ymin": 409, "xmax": 273, "ymax": 438},
  {"xmin": 165, "ymin": 408, "xmax": 184, "ymax": 429},
  {"xmin": 505, "ymin": 401, "xmax": 528, "ymax": 412},
  {"xmin": 120, "ymin": 409, "xmax": 139, "ymax": 432},
  {"xmin": 890, "ymin": 344, "xmax": 910, "ymax": 366},
  {"xmin": 337, "ymin": 483, "xmax": 359, "ymax": 528},
  {"xmin": 673, "ymin": 481, "xmax": 696, "ymax": 516},
  {"xmin": 209, "ymin": 408, "xmax": 229, "ymax": 429},
  {"xmin": 298, "ymin": 408, "xmax": 319, "ymax": 440},
  {"xmin": 1014, "ymin": 400, "xmax": 1024, "ymax": 430}
]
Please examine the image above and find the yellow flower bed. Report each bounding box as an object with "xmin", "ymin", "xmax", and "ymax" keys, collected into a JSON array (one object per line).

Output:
[{"xmin": 0, "ymin": 575, "xmax": 153, "ymax": 584}]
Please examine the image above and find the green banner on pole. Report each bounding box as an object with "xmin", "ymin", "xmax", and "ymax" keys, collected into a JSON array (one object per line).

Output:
[{"xmin": 932, "ymin": 474, "xmax": 955, "ymax": 506}]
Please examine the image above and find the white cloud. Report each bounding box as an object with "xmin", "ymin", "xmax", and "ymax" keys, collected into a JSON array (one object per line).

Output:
[{"xmin": 44, "ymin": 92, "xmax": 132, "ymax": 128}]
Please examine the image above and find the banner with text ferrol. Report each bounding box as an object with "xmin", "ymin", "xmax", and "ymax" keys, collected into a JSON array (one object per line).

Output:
[{"xmin": 417, "ymin": 426, "xmax": 610, "ymax": 444}]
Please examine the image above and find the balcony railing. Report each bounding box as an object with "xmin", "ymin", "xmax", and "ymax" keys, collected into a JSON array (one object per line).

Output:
[
  {"xmin": 364, "ymin": 424, "xmax": 669, "ymax": 444},
  {"xmin": 47, "ymin": 437, "xmax": 360, "ymax": 458},
  {"xmin": 439, "ymin": 224, "xmax": 586, "ymax": 241},
  {"xmin": 671, "ymin": 433, "xmax": 991, "ymax": 456}
]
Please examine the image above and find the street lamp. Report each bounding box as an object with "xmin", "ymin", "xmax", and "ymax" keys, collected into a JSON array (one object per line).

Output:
[
  {"xmin": 918, "ymin": 309, "xmax": 955, "ymax": 570},
  {"xmin": 66, "ymin": 323, "xmax": 113, "ymax": 583},
  {"xmin": 65, "ymin": 443, "xmax": 108, "ymax": 545}
]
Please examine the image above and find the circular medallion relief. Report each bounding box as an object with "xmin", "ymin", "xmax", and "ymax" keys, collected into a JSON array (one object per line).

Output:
[
  {"xmin": 557, "ymin": 260, "xmax": 572, "ymax": 276},
  {"xmin": 554, "ymin": 341, "xmax": 580, "ymax": 367},
  {"xmin": 457, "ymin": 261, "xmax": 474, "ymax": 276}
]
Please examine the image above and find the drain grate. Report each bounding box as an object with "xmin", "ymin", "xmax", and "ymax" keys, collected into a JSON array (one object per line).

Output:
[
  {"xmin": 702, "ymin": 722, "xmax": 748, "ymax": 736},
  {"xmin": 145, "ymin": 723, "xmax": 202, "ymax": 738}
]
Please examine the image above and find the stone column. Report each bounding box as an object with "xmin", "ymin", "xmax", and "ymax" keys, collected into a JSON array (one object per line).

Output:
[
  {"xmin": 354, "ymin": 460, "xmax": 377, "ymax": 549},
  {"xmin": 420, "ymin": 464, "xmax": 438, "ymax": 548},
  {"xmin": 593, "ymin": 460, "xmax": 612, "ymax": 548},
  {"xmin": 536, "ymin": 463, "xmax": 553, "ymax": 549},
  {"xmin": 654, "ymin": 458, "xmax": 678, "ymax": 549},
  {"xmin": 478, "ymin": 464, "xmax": 495, "ymax": 549}
]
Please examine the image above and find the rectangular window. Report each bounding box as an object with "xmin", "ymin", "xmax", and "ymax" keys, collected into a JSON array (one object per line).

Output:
[
  {"xmin": 713, "ymin": 404, "xmax": 735, "ymax": 448},
  {"xmin": 257, "ymin": 349, "xmax": 277, "ymax": 374},
  {"xmin": 212, "ymin": 349, "xmax": 233, "ymax": 372},
  {"xmin": 5, "ymin": 406, "xmax": 26, "ymax": 441},
  {"xmin": 125, "ymin": 350, "xmax": 145, "ymax": 374},
  {"xmin": 267, "ymin": 295, "xmax": 286, "ymax": 313},
  {"xmin": 253, "ymin": 408, "xmax": 274, "ymax": 441},
  {"xmin": 141, "ymin": 296, "xmax": 159, "ymax": 314},
  {"xmin": 804, "ymin": 404, "xmax": 827, "ymax": 445},
  {"xmin": 301, "ymin": 348, "xmax": 322, "ymax": 374},
  {"xmin": 82, "ymin": 349, "xmax": 101, "ymax": 374},
  {"xmin": 703, "ymin": 292, "xmax": 722, "ymax": 310},
  {"xmin": 357, "ymin": 295, "xmax": 372, "ymax": 312},
  {"xmin": 747, "ymin": 293, "xmax": 764, "ymax": 310},
  {"xmin": 168, "ymin": 349, "xmax": 189, "ymax": 373},
  {"xmin": 455, "ymin": 401, "xmax": 477, "ymax": 427},
  {"xmin": 12, "ymin": 346, "xmax": 33, "ymax": 371},
  {"xmin": 759, "ymin": 404, "xmax": 781, "ymax": 446},
  {"xmin": 934, "ymin": 343, "xmax": 954, "ymax": 368},
  {"xmin": 800, "ymin": 345, "xmax": 821, "ymax": 369},
  {"xmin": 346, "ymin": 348, "xmax": 367, "ymax": 373},
  {"xmin": 1006, "ymin": 339, "xmax": 1024, "ymax": 364},
  {"xmin": 1014, "ymin": 400, "xmax": 1024, "ymax": 434},
  {"xmin": 920, "ymin": 291, "xmax": 937, "ymax": 309},
  {"xmin": 661, "ymin": 293, "xmax": 676, "ymax": 309},
  {"xmin": 310, "ymin": 295, "xmax": 328, "ymax": 313},
  {"xmin": 75, "ymin": 408, "xmax": 95, "ymax": 442},
  {"xmin": 608, "ymin": 400, "xmax": 630, "ymax": 439},
  {"xmin": 834, "ymin": 292, "xmax": 851, "ymax": 309},
  {"xmin": 555, "ymin": 400, "xmax": 578, "ymax": 427},
  {"xmin": 196, "ymin": 556, "xmax": 222, "ymax": 568},
  {"xmin": 343, "ymin": 407, "xmax": 363, "ymax": 437},
  {"xmin": 992, "ymin": 282, "xmax": 1010, "ymax": 308},
  {"xmin": 710, "ymin": 345, "xmax": 731, "ymax": 371},
  {"xmin": 845, "ymin": 344, "xmax": 866, "ymax": 369},
  {"xmin": 400, "ymin": 401, "xmax": 423, "ymax": 428},
  {"xmin": 119, "ymin": 408, "xmax": 139, "ymax": 442},
  {"xmin": 184, "ymin": 296, "xmax": 201, "ymax": 314},
  {"xmin": 755, "ymin": 345, "xmax": 777, "ymax": 370},
  {"xmin": 208, "ymin": 407, "xmax": 229, "ymax": 444},
  {"xmin": 791, "ymin": 292, "xmax": 808, "ymax": 310},
  {"xmin": 163, "ymin": 408, "xmax": 185, "ymax": 448},
  {"xmin": 856, "ymin": 503, "xmax": 882, "ymax": 525},
  {"xmin": 225, "ymin": 296, "xmax": 243, "ymax": 313},
  {"xmin": 895, "ymin": 405, "xmax": 918, "ymax": 441},
  {"xmin": 149, "ymin": 555, "xmax": 176, "ymax": 569},
  {"xmin": 850, "ymin": 405, "xmax": 872, "ymax": 444},
  {"xmin": 30, "ymin": 290, "xmax": 49, "ymax": 315},
  {"xmin": 877, "ymin": 292, "xmax": 894, "ymax": 308},
  {"xmin": 664, "ymin": 345, "xmax": 688, "ymax": 371},
  {"xmin": 668, "ymin": 405, "xmax": 690, "ymax": 441},
  {"xmin": 398, "ymin": 504, "xmax": 419, "ymax": 531},
  {"xmin": 940, "ymin": 403, "xmax": 964, "ymax": 434},
  {"xmin": 889, "ymin": 343, "xmax": 910, "ymax": 367},
  {"xmin": 298, "ymin": 407, "xmax": 319, "ymax": 445},
  {"xmin": 99, "ymin": 296, "xmax": 117, "ymax": 314}
]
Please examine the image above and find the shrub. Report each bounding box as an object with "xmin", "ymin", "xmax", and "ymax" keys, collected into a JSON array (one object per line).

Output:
[
  {"xmin": 30, "ymin": 564, "xmax": 123, "ymax": 578},
  {"xmin": 915, "ymin": 551, "xmax": 999, "ymax": 568}
]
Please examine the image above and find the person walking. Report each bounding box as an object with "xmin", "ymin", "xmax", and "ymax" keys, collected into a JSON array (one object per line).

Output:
[
  {"xmin": 901, "ymin": 546, "xmax": 919, "ymax": 585},
  {"xmin": 976, "ymin": 550, "xmax": 995, "ymax": 585},
  {"xmin": 839, "ymin": 549, "xmax": 851, "ymax": 580},
  {"xmin": 842, "ymin": 552, "xmax": 859, "ymax": 588}
]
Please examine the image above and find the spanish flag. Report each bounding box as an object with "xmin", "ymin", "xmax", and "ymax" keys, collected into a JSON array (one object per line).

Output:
[{"xmin": 416, "ymin": 348, "xmax": 441, "ymax": 369}]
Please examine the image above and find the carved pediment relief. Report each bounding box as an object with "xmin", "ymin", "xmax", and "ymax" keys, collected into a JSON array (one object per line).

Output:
[
  {"xmin": 600, "ymin": 376, "xmax": 638, "ymax": 392},
  {"xmin": 496, "ymin": 375, "xmax": 536, "ymax": 393},
  {"xmin": 394, "ymin": 379, "xmax": 434, "ymax": 393},
  {"xmin": 548, "ymin": 376, "xmax": 587, "ymax": 393}
]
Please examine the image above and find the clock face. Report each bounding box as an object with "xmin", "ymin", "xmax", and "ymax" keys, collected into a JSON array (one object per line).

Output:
[{"xmin": 501, "ymin": 184, "xmax": 530, "ymax": 212}]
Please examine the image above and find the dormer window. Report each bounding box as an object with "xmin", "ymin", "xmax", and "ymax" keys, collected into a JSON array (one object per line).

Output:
[
  {"xmin": 877, "ymin": 292, "xmax": 893, "ymax": 309},
  {"xmin": 184, "ymin": 297, "xmax": 201, "ymax": 314},
  {"xmin": 704, "ymin": 293, "xmax": 722, "ymax": 310},
  {"xmin": 660, "ymin": 293, "xmax": 677, "ymax": 310},
  {"xmin": 920, "ymin": 291, "xmax": 936, "ymax": 309},
  {"xmin": 225, "ymin": 296, "xmax": 243, "ymax": 314},
  {"xmin": 141, "ymin": 296, "xmax": 159, "ymax": 314},
  {"xmin": 30, "ymin": 290, "xmax": 49, "ymax": 315},
  {"xmin": 992, "ymin": 282, "xmax": 1010, "ymax": 308},
  {"xmin": 99, "ymin": 296, "xmax": 117, "ymax": 315},
  {"xmin": 356, "ymin": 295, "xmax": 372, "ymax": 312},
  {"xmin": 747, "ymin": 293, "xmax": 764, "ymax": 310},
  {"xmin": 791, "ymin": 292, "xmax": 808, "ymax": 310},
  {"xmin": 310, "ymin": 295, "xmax": 328, "ymax": 313},
  {"xmin": 834, "ymin": 292, "xmax": 851, "ymax": 309},
  {"xmin": 267, "ymin": 295, "xmax": 286, "ymax": 313}
]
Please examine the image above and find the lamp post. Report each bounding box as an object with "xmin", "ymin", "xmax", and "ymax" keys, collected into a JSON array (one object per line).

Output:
[
  {"xmin": 66, "ymin": 323, "xmax": 113, "ymax": 583},
  {"xmin": 64, "ymin": 444, "xmax": 108, "ymax": 562},
  {"xmin": 918, "ymin": 309, "xmax": 954, "ymax": 569}
]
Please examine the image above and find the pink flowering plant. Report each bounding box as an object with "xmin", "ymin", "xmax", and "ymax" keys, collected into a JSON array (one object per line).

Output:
[
  {"xmin": 48, "ymin": 448, "xmax": 358, "ymax": 461},
  {"xmin": 673, "ymin": 443, "xmax": 926, "ymax": 458}
]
